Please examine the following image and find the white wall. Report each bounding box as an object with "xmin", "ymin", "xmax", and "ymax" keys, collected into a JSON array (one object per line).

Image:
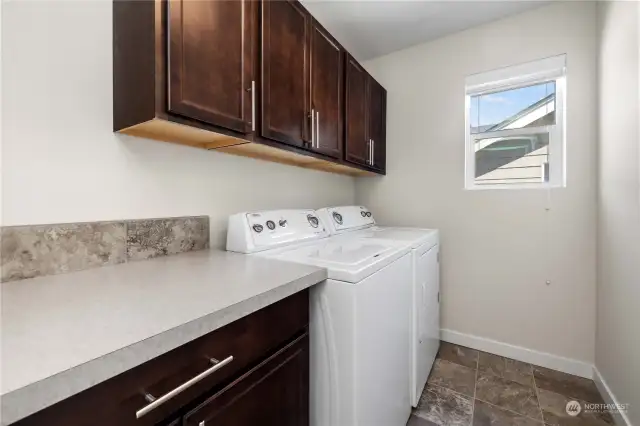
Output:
[
  {"xmin": 596, "ymin": 1, "xmax": 640, "ymax": 424},
  {"xmin": 357, "ymin": 2, "xmax": 598, "ymax": 365},
  {"xmin": 0, "ymin": 0, "xmax": 355, "ymax": 246}
]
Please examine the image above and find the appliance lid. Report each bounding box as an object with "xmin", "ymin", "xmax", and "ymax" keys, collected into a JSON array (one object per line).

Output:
[
  {"xmin": 359, "ymin": 227, "xmax": 437, "ymax": 241},
  {"xmin": 275, "ymin": 240, "xmax": 394, "ymax": 265},
  {"xmin": 265, "ymin": 239, "xmax": 410, "ymax": 283}
]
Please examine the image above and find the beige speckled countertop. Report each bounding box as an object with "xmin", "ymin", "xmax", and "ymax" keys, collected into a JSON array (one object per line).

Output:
[{"xmin": 0, "ymin": 249, "xmax": 326, "ymax": 425}]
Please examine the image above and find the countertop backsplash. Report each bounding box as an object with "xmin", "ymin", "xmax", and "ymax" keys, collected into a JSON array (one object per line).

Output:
[{"xmin": 0, "ymin": 216, "xmax": 209, "ymax": 282}]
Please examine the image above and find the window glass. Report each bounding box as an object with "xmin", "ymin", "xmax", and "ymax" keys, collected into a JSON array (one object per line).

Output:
[
  {"xmin": 470, "ymin": 81, "xmax": 556, "ymax": 133},
  {"xmin": 474, "ymin": 132, "xmax": 549, "ymax": 185}
]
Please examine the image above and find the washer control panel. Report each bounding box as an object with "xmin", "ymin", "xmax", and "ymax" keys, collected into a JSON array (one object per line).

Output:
[
  {"xmin": 227, "ymin": 209, "xmax": 328, "ymax": 253},
  {"xmin": 316, "ymin": 206, "xmax": 375, "ymax": 235}
]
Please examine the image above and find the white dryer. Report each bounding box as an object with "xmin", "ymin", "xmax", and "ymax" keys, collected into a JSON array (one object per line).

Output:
[
  {"xmin": 317, "ymin": 205, "xmax": 440, "ymax": 407},
  {"xmin": 227, "ymin": 209, "xmax": 413, "ymax": 426}
]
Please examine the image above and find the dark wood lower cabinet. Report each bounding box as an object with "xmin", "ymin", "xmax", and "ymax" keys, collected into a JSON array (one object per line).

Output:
[
  {"xmin": 14, "ymin": 291, "xmax": 309, "ymax": 426},
  {"xmin": 183, "ymin": 332, "xmax": 309, "ymax": 426}
]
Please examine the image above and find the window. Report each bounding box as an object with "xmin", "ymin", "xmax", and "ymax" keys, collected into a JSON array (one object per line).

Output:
[{"xmin": 465, "ymin": 55, "xmax": 566, "ymax": 189}]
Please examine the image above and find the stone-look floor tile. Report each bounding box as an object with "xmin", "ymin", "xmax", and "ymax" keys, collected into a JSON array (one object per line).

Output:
[
  {"xmin": 478, "ymin": 352, "xmax": 506, "ymax": 376},
  {"xmin": 1, "ymin": 222, "xmax": 126, "ymax": 282},
  {"xmin": 126, "ymin": 216, "xmax": 209, "ymax": 261},
  {"xmin": 473, "ymin": 399, "xmax": 543, "ymax": 426},
  {"xmin": 437, "ymin": 342, "xmax": 479, "ymax": 369},
  {"xmin": 537, "ymin": 388, "xmax": 615, "ymax": 426},
  {"xmin": 478, "ymin": 352, "xmax": 534, "ymax": 388},
  {"xmin": 532, "ymin": 366, "xmax": 604, "ymax": 404},
  {"xmin": 427, "ymin": 359, "xmax": 477, "ymax": 397},
  {"xmin": 406, "ymin": 414, "xmax": 438, "ymax": 426},
  {"xmin": 504, "ymin": 358, "xmax": 534, "ymax": 387},
  {"xmin": 476, "ymin": 372, "xmax": 542, "ymax": 420},
  {"xmin": 414, "ymin": 384, "xmax": 473, "ymax": 426}
]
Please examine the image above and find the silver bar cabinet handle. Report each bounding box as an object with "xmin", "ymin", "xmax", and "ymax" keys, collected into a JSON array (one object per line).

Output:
[
  {"xmin": 371, "ymin": 139, "xmax": 375, "ymax": 166},
  {"xmin": 311, "ymin": 109, "xmax": 315, "ymax": 147},
  {"xmin": 251, "ymin": 80, "xmax": 256, "ymax": 132},
  {"xmin": 316, "ymin": 111, "xmax": 320, "ymax": 148},
  {"xmin": 136, "ymin": 355, "xmax": 233, "ymax": 419}
]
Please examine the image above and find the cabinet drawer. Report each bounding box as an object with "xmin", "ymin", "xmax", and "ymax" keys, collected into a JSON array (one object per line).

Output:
[
  {"xmin": 16, "ymin": 290, "xmax": 309, "ymax": 426},
  {"xmin": 183, "ymin": 331, "xmax": 309, "ymax": 426}
]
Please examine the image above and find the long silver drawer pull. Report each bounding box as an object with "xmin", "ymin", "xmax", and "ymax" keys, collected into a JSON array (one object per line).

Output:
[{"xmin": 136, "ymin": 355, "xmax": 233, "ymax": 419}]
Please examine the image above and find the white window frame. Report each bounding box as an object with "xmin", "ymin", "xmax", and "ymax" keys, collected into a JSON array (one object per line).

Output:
[{"xmin": 464, "ymin": 55, "xmax": 567, "ymax": 190}]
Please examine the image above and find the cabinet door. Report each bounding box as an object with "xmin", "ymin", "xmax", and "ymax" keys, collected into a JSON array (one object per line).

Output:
[
  {"xmin": 183, "ymin": 332, "xmax": 309, "ymax": 426},
  {"xmin": 368, "ymin": 78, "xmax": 387, "ymax": 172},
  {"xmin": 344, "ymin": 55, "xmax": 370, "ymax": 166},
  {"xmin": 261, "ymin": 0, "xmax": 309, "ymax": 148},
  {"xmin": 168, "ymin": 0, "xmax": 254, "ymax": 133},
  {"xmin": 310, "ymin": 21, "xmax": 343, "ymax": 159}
]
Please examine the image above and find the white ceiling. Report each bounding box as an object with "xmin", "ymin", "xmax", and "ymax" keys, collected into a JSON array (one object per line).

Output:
[{"xmin": 300, "ymin": 0, "xmax": 549, "ymax": 61}]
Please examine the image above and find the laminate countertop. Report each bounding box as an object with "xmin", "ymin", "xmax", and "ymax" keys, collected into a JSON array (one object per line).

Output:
[{"xmin": 0, "ymin": 249, "xmax": 327, "ymax": 425}]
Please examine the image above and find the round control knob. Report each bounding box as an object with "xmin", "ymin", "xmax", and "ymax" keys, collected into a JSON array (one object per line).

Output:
[
  {"xmin": 366, "ymin": 212, "xmax": 372, "ymax": 217},
  {"xmin": 361, "ymin": 211, "xmax": 366, "ymax": 217},
  {"xmin": 252, "ymin": 224, "xmax": 264, "ymax": 233},
  {"xmin": 279, "ymin": 219, "xmax": 288, "ymax": 227},
  {"xmin": 266, "ymin": 220, "xmax": 276, "ymax": 230},
  {"xmin": 307, "ymin": 214, "xmax": 319, "ymax": 228},
  {"xmin": 332, "ymin": 212, "xmax": 343, "ymax": 224}
]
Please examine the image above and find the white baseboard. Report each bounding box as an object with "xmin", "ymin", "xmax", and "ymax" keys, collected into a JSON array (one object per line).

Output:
[
  {"xmin": 440, "ymin": 329, "xmax": 594, "ymax": 379},
  {"xmin": 593, "ymin": 367, "xmax": 633, "ymax": 426}
]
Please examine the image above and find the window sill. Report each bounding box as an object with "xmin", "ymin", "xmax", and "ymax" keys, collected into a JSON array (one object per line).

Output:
[{"xmin": 464, "ymin": 183, "xmax": 566, "ymax": 191}]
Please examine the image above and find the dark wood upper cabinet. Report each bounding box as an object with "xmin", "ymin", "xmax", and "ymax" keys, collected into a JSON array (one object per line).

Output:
[
  {"xmin": 167, "ymin": 0, "xmax": 254, "ymax": 133},
  {"xmin": 261, "ymin": 0, "xmax": 310, "ymax": 148},
  {"xmin": 344, "ymin": 54, "xmax": 387, "ymax": 173},
  {"xmin": 344, "ymin": 55, "xmax": 369, "ymax": 167},
  {"xmin": 114, "ymin": 0, "xmax": 383, "ymax": 176},
  {"xmin": 309, "ymin": 21, "xmax": 343, "ymax": 159},
  {"xmin": 368, "ymin": 77, "xmax": 387, "ymax": 171}
]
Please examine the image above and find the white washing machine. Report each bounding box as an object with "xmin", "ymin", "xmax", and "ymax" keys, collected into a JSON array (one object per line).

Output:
[
  {"xmin": 227, "ymin": 209, "xmax": 413, "ymax": 426},
  {"xmin": 317, "ymin": 205, "xmax": 440, "ymax": 407}
]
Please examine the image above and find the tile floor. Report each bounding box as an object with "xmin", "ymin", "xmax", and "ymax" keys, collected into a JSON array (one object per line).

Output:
[{"xmin": 408, "ymin": 342, "xmax": 614, "ymax": 426}]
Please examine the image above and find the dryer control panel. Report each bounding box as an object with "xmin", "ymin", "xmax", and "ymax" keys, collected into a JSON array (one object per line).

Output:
[
  {"xmin": 227, "ymin": 210, "xmax": 328, "ymax": 253},
  {"xmin": 316, "ymin": 206, "xmax": 376, "ymax": 235}
]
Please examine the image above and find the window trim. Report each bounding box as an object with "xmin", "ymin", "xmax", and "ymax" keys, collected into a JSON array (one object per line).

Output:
[{"xmin": 464, "ymin": 56, "xmax": 567, "ymax": 190}]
